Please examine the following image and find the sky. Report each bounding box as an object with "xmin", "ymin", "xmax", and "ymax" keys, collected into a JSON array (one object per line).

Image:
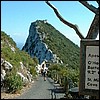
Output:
[{"xmin": 1, "ymin": 1, "xmax": 99, "ymax": 48}]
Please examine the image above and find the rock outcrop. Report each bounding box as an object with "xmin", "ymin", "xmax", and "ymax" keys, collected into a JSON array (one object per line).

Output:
[{"xmin": 1, "ymin": 58, "xmax": 34, "ymax": 86}]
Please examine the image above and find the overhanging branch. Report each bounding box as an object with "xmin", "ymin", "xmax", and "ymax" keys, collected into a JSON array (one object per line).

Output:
[
  {"xmin": 79, "ymin": 1, "xmax": 99, "ymax": 15},
  {"xmin": 86, "ymin": 14, "xmax": 99, "ymax": 39},
  {"xmin": 45, "ymin": 1, "xmax": 84, "ymax": 39},
  {"xmin": 96, "ymin": 1, "xmax": 99, "ymax": 5}
]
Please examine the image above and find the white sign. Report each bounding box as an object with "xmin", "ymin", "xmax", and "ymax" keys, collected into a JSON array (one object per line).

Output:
[{"xmin": 85, "ymin": 46, "xmax": 99, "ymax": 90}]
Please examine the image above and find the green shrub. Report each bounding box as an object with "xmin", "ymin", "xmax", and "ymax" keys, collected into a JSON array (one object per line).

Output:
[
  {"xmin": 29, "ymin": 67, "xmax": 37, "ymax": 77},
  {"xmin": 5, "ymin": 71, "xmax": 23, "ymax": 93}
]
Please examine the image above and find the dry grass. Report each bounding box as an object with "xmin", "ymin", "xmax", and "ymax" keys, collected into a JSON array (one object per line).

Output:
[{"xmin": 1, "ymin": 82, "xmax": 34, "ymax": 99}]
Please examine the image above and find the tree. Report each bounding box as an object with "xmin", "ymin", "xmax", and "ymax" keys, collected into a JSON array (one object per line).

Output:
[
  {"xmin": 45, "ymin": 1, "xmax": 99, "ymax": 39},
  {"xmin": 45, "ymin": 1, "xmax": 99, "ymax": 99}
]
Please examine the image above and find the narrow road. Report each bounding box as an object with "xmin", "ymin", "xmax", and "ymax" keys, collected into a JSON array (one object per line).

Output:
[{"xmin": 14, "ymin": 75, "xmax": 55, "ymax": 99}]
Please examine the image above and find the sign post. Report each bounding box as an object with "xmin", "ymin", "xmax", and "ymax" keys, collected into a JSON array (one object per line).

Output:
[{"xmin": 79, "ymin": 39, "xmax": 99, "ymax": 98}]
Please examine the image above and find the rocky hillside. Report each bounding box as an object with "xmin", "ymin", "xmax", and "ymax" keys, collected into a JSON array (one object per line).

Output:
[
  {"xmin": 1, "ymin": 31, "xmax": 38, "ymax": 93},
  {"xmin": 22, "ymin": 20, "xmax": 80, "ymax": 69}
]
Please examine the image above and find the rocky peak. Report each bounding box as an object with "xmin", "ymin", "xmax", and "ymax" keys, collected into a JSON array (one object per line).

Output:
[{"xmin": 22, "ymin": 20, "xmax": 62, "ymax": 64}]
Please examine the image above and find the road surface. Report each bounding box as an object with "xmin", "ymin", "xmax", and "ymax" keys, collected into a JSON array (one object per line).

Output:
[{"xmin": 14, "ymin": 75, "xmax": 57, "ymax": 99}]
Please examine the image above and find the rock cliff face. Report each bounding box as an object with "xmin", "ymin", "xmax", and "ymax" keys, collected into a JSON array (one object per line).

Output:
[
  {"xmin": 22, "ymin": 20, "xmax": 62, "ymax": 64},
  {"xmin": 22, "ymin": 20, "xmax": 80, "ymax": 68}
]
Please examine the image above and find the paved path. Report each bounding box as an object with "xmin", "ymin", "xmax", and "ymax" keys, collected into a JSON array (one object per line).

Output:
[{"xmin": 14, "ymin": 75, "xmax": 55, "ymax": 99}]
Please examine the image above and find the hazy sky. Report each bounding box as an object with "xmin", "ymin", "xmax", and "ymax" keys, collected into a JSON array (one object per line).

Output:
[{"xmin": 1, "ymin": 1, "xmax": 99, "ymax": 47}]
